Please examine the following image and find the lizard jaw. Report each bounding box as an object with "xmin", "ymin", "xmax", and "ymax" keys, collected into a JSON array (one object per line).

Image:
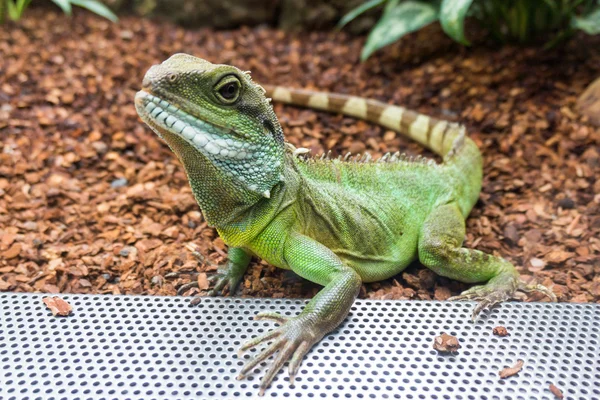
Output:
[{"xmin": 135, "ymin": 90, "xmax": 251, "ymax": 161}]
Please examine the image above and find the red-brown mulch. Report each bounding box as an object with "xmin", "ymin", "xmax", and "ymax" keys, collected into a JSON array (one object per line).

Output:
[
  {"xmin": 0, "ymin": 10, "xmax": 599, "ymax": 304},
  {"xmin": 433, "ymin": 333, "xmax": 461, "ymax": 353},
  {"xmin": 499, "ymin": 359, "xmax": 524, "ymax": 379}
]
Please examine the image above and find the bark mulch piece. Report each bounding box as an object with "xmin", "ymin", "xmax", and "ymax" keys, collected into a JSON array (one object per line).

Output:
[
  {"xmin": 0, "ymin": 10, "xmax": 599, "ymax": 304},
  {"xmin": 499, "ymin": 359, "xmax": 524, "ymax": 379},
  {"xmin": 433, "ymin": 333, "xmax": 461, "ymax": 353},
  {"xmin": 549, "ymin": 384, "xmax": 564, "ymax": 399},
  {"xmin": 493, "ymin": 326, "xmax": 509, "ymax": 336},
  {"xmin": 42, "ymin": 296, "xmax": 73, "ymax": 316}
]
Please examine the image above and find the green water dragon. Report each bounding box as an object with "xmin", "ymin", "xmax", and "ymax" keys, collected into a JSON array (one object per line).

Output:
[{"xmin": 134, "ymin": 53, "xmax": 556, "ymax": 395}]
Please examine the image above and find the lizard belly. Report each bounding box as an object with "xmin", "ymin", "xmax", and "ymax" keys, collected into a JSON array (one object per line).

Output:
[
  {"xmin": 334, "ymin": 234, "xmax": 418, "ymax": 282},
  {"xmin": 300, "ymin": 188, "xmax": 422, "ymax": 282}
]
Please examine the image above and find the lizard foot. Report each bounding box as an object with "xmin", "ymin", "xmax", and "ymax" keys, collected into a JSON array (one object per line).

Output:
[
  {"xmin": 174, "ymin": 271, "xmax": 240, "ymax": 306},
  {"xmin": 449, "ymin": 285, "xmax": 513, "ymax": 321},
  {"xmin": 172, "ymin": 244, "xmax": 236, "ymax": 304},
  {"xmin": 206, "ymin": 267, "xmax": 243, "ymax": 296},
  {"xmin": 183, "ymin": 244, "xmax": 248, "ymax": 300},
  {"xmin": 238, "ymin": 312, "xmax": 320, "ymax": 396},
  {"xmin": 449, "ymin": 278, "xmax": 556, "ymax": 321}
]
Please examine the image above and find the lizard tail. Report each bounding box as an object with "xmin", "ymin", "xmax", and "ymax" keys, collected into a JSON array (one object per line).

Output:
[
  {"xmin": 265, "ymin": 85, "xmax": 469, "ymax": 160},
  {"xmin": 263, "ymin": 85, "xmax": 483, "ymax": 214}
]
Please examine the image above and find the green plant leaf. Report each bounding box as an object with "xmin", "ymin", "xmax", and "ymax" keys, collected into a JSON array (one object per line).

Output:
[
  {"xmin": 70, "ymin": 0, "xmax": 118, "ymax": 22},
  {"xmin": 361, "ymin": 0, "xmax": 439, "ymax": 60},
  {"xmin": 571, "ymin": 8, "xmax": 600, "ymax": 34},
  {"xmin": 6, "ymin": 0, "xmax": 31, "ymax": 20},
  {"xmin": 0, "ymin": 1, "xmax": 5, "ymax": 23},
  {"xmin": 16, "ymin": 0, "xmax": 32, "ymax": 17},
  {"xmin": 338, "ymin": 0, "xmax": 387, "ymax": 29},
  {"xmin": 440, "ymin": 0, "xmax": 473, "ymax": 45},
  {"xmin": 51, "ymin": 0, "xmax": 72, "ymax": 15},
  {"xmin": 6, "ymin": 1, "xmax": 18, "ymax": 20}
]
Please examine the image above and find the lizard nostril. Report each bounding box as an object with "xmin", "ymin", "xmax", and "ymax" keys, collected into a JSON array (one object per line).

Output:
[
  {"xmin": 167, "ymin": 73, "xmax": 178, "ymax": 83},
  {"xmin": 142, "ymin": 65, "xmax": 161, "ymax": 90}
]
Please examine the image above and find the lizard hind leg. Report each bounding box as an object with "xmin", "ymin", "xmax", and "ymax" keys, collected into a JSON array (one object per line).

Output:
[{"xmin": 418, "ymin": 203, "xmax": 556, "ymax": 320}]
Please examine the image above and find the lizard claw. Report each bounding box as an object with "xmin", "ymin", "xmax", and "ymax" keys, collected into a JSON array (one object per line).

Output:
[
  {"xmin": 449, "ymin": 278, "xmax": 556, "ymax": 320},
  {"xmin": 175, "ymin": 272, "xmax": 222, "ymax": 296},
  {"xmin": 176, "ymin": 270, "xmax": 242, "ymax": 304},
  {"xmin": 238, "ymin": 312, "xmax": 319, "ymax": 396}
]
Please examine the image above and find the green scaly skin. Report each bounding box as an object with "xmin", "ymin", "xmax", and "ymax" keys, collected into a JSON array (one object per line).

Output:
[{"xmin": 134, "ymin": 54, "xmax": 556, "ymax": 396}]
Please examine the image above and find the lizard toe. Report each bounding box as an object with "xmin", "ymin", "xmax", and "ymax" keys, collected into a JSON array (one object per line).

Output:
[
  {"xmin": 254, "ymin": 311, "xmax": 289, "ymax": 325},
  {"xmin": 449, "ymin": 282, "xmax": 513, "ymax": 320},
  {"xmin": 518, "ymin": 282, "xmax": 557, "ymax": 302},
  {"xmin": 206, "ymin": 273, "xmax": 229, "ymax": 296},
  {"xmin": 176, "ymin": 281, "xmax": 199, "ymax": 296},
  {"xmin": 470, "ymin": 293, "xmax": 509, "ymax": 320}
]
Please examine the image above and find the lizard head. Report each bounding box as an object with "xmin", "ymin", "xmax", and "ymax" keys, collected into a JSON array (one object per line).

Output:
[{"xmin": 135, "ymin": 53, "xmax": 285, "ymax": 202}]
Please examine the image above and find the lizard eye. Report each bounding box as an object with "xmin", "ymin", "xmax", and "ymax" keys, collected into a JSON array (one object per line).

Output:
[{"xmin": 215, "ymin": 75, "xmax": 241, "ymax": 104}]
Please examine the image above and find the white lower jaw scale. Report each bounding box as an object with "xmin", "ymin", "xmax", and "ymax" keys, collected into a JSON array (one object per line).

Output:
[
  {"xmin": 151, "ymin": 107, "xmax": 163, "ymax": 118},
  {"xmin": 165, "ymin": 115, "xmax": 177, "ymax": 127},
  {"xmin": 157, "ymin": 113, "xmax": 168, "ymax": 123},
  {"xmin": 145, "ymin": 103, "xmax": 156, "ymax": 113},
  {"xmin": 193, "ymin": 133, "xmax": 208, "ymax": 147},
  {"xmin": 181, "ymin": 126, "xmax": 196, "ymax": 140},
  {"xmin": 172, "ymin": 120, "xmax": 186, "ymax": 133},
  {"xmin": 204, "ymin": 142, "xmax": 221, "ymax": 155}
]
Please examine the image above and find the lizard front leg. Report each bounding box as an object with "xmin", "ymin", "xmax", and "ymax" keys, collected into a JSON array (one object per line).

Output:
[
  {"xmin": 238, "ymin": 232, "xmax": 362, "ymax": 396},
  {"xmin": 418, "ymin": 203, "xmax": 556, "ymax": 319}
]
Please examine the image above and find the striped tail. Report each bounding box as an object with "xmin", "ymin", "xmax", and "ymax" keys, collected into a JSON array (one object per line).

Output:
[{"xmin": 263, "ymin": 85, "xmax": 483, "ymax": 214}]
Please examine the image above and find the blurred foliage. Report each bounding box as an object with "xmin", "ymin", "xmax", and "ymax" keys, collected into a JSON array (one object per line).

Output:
[
  {"xmin": 339, "ymin": 0, "xmax": 600, "ymax": 60},
  {"xmin": 0, "ymin": 0, "xmax": 118, "ymax": 23}
]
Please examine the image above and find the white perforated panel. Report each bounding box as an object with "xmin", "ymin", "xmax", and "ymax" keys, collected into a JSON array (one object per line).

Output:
[{"xmin": 0, "ymin": 293, "xmax": 598, "ymax": 400}]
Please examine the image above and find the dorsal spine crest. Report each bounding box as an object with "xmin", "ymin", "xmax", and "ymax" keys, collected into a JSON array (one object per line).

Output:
[{"xmin": 288, "ymin": 144, "xmax": 438, "ymax": 167}]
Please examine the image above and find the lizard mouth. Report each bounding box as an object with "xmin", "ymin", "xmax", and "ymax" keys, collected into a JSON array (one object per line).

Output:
[{"xmin": 134, "ymin": 90, "xmax": 250, "ymax": 160}]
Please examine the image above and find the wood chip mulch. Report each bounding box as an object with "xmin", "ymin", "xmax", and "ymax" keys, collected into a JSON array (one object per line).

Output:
[
  {"xmin": 433, "ymin": 333, "xmax": 461, "ymax": 353},
  {"xmin": 42, "ymin": 296, "xmax": 73, "ymax": 316},
  {"xmin": 499, "ymin": 359, "xmax": 524, "ymax": 379},
  {"xmin": 0, "ymin": 10, "xmax": 599, "ymax": 303},
  {"xmin": 549, "ymin": 383, "xmax": 564, "ymax": 399},
  {"xmin": 493, "ymin": 326, "xmax": 510, "ymax": 336}
]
